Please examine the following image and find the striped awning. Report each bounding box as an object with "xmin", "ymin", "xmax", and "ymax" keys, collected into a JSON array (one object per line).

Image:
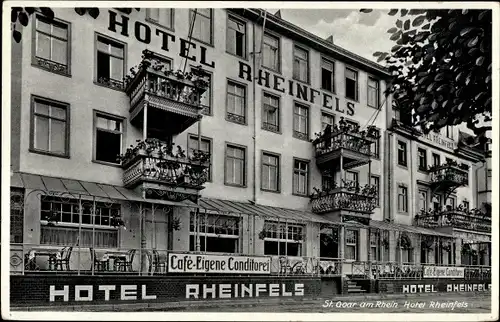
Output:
[
  {"xmin": 10, "ymin": 172, "xmax": 199, "ymax": 208},
  {"xmin": 370, "ymin": 219, "xmax": 453, "ymax": 238}
]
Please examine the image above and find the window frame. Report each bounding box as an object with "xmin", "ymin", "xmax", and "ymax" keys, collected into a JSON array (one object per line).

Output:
[
  {"xmin": 224, "ymin": 142, "xmax": 247, "ymax": 187},
  {"xmin": 345, "ymin": 66, "xmax": 359, "ymax": 101},
  {"xmin": 29, "ymin": 95, "xmax": 71, "ymax": 158},
  {"xmin": 417, "ymin": 147, "xmax": 428, "ymax": 171},
  {"xmin": 94, "ymin": 32, "xmax": 127, "ymax": 91},
  {"xmin": 292, "ymin": 44, "xmax": 310, "ymax": 84},
  {"xmin": 293, "ymin": 101, "xmax": 310, "ymax": 141},
  {"xmin": 31, "ymin": 13, "xmax": 72, "ymax": 76},
  {"xmin": 370, "ymin": 175, "xmax": 380, "ymax": 207},
  {"xmin": 187, "ymin": 134, "xmax": 213, "ymax": 182},
  {"xmin": 261, "ymin": 90, "xmax": 281, "ymax": 133},
  {"xmin": 145, "ymin": 8, "xmax": 175, "ymax": 31},
  {"xmin": 344, "ymin": 229, "xmax": 359, "ymax": 260},
  {"xmin": 189, "ymin": 8, "xmax": 214, "ymax": 46},
  {"xmin": 418, "ymin": 189, "xmax": 428, "ymax": 212},
  {"xmin": 225, "ymin": 79, "xmax": 247, "ymax": 125},
  {"xmin": 191, "ymin": 65, "xmax": 213, "ymax": 116},
  {"xmin": 320, "ymin": 57, "xmax": 335, "ymax": 93},
  {"xmin": 367, "ymin": 76, "xmax": 380, "ymax": 109},
  {"xmin": 261, "ymin": 31, "xmax": 281, "ymax": 73},
  {"xmin": 445, "ymin": 125, "xmax": 454, "ymax": 140},
  {"xmin": 432, "ymin": 153, "xmax": 441, "ymax": 167},
  {"xmin": 397, "ymin": 184, "xmax": 408, "ymax": 213},
  {"xmin": 189, "ymin": 212, "xmax": 241, "ymax": 253},
  {"xmin": 370, "ymin": 127, "xmax": 381, "ymax": 159},
  {"xmin": 226, "ymin": 14, "xmax": 247, "ymax": 59},
  {"xmin": 260, "ymin": 151, "xmax": 281, "ymax": 193},
  {"xmin": 397, "ymin": 140, "xmax": 408, "ymax": 167},
  {"xmin": 263, "ymin": 221, "xmax": 304, "ymax": 256},
  {"xmin": 321, "ymin": 112, "xmax": 335, "ymax": 131},
  {"xmin": 92, "ymin": 110, "xmax": 125, "ymax": 167},
  {"xmin": 293, "ymin": 157, "xmax": 310, "ymax": 197}
]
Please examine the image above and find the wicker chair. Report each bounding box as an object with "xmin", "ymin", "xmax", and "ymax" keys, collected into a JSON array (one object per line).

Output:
[
  {"xmin": 55, "ymin": 247, "xmax": 73, "ymax": 271},
  {"xmin": 90, "ymin": 248, "xmax": 110, "ymax": 272},
  {"xmin": 114, "ymin": 250, "xmax": 136, "ymax": 272}
]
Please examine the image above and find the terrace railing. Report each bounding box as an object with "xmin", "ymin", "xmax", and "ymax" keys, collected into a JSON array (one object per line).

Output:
[
  {"xmin": 310, "ymin": 187, "xmax": 377, "ymax": 214},
  {"xmin": 313, "ymin": 131, "xmax": 374, "ymax": 158},
  {"xmin": 415, "ymin": 210, "xmax": 491, "ymax": 233}
]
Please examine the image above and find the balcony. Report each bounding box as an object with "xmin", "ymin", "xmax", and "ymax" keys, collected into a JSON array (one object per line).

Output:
[
  {"xmin": 310, "ymin": 183, "xmax": 377, "ymax": 224},
  {"xmin": 120, "ymin": 139, "xmax": 210, "ymax": 202},
  {"xmin": 124, "ymin": 50, "xmax": 210, "ymax": 137},
  {"xmin": 414, "ymin": 209, "xmax": 491, "ymax": 233},
  {"xmin": 312, "ymin": 122, "xmax": 376, "ymax": 170},
  {"xmin": 429, "ymin": 162, "xmax": 469, "ymax": 194}
]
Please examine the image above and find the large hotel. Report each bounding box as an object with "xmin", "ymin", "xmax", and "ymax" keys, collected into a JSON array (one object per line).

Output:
[{"xmin": 8, "ymin": 7, "xmax": 492, "ymax": 303}]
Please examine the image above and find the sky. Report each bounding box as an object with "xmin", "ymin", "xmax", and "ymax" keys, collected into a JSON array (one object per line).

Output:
[{"xmin": 268, "ymin": 9, "xmax": 399, "ymax": 64}]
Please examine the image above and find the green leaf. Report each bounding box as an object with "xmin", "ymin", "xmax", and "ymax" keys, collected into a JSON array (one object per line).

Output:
[
  {"xmin": 388, "ymin": 9, "xmax": 399, "ymax": 16},
  {"xmin": 396, "ymin": 19, "xmax": 402, "ymax": 28},
  {"xmin": 373, "ymin": 51, "xmax": 384, "ymax": 57},
  {"xmin": 88, "ymin": 8, "xmax": 100, "ymax": 19},
  {"xmin": 422, "ymin": 23, "xmax": 431, "ymax": 30},
  {"xmin": 412, "ymin": 15, "xmax": 426, "ymax": 27},
  {"xmin": 11, "ymin": 9, "xmax": 18, "ymax": 22},
  {"xmin": 460, "ymin": 27, "xmax": 474, "ymax": 37},
  {"xmin": 476, "ymin": 56, "xmax": 485, "ymax": 66},
  {"xmin": 75, "ymin": 8, "xmax": 87, "ymax": 16},
  {"xmin": 390, "ymin": 30, "xmax": 402, "ymax": 41},
  {"xmin": 391, "ymin": 45, "xmax": 402, "ymax": 52},
  {"xmin": 360, "ymin": 9, "xmax": 373, "ymax": 13},
  {"xmin": 404, "ymin": 19, "xmax": 410, "ymax": 30},
  {"xmin": 387, "ymin": 27, "xmax": 398, "ymax": 33},
  {"xmin": 13, "ymin": 29, "xmax": 22, "ymax": 43},
  {"xmin": 409, "ymin": 9, "xmax": 427, "ymax": 15},
  {"xmin": 40, "ymin": 7, "xmax": 54, "ymax": 20},
  {"xmin": 434, "ymin": 73, "xmax": 445, "ymax": 81},
  {"xmin": 478, "ymin": 10, "xmax": 489, "ymax": 21},
  {"xmin": 18, "ymin": 11, "xmax": 29, "ymax": 26},
  {"xmin": 468, "ymin": 36, "xmax": 479, "ymax": 47}
]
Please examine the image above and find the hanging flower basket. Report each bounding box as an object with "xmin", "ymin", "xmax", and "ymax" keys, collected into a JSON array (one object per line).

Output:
[
  {"xmin": 258, "ymin": 228, "xmax": 268, "ymax": 240},
  {"xmin": 171, "ymin": 216, "xmax": 182, "ymax": 231}
]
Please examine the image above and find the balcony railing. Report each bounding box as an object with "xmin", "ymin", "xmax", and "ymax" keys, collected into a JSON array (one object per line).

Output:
[
  {"xmin": 310, "ymin": 184, "xmax": 377, "ymax": 214},
  {"xmin": 415, "ymin": 209, "xmax": 491, "ymax": 233},
  {"xmin": 429, "ymin": 164, "xmax": 469, "ymax": 187},
  {"xmin": 120, "ymin": 139, "xmax": 210, "ymax": 193},
  {"xmin": 313, "ymin": 131, "xmax": 374, "ymax": 158}
]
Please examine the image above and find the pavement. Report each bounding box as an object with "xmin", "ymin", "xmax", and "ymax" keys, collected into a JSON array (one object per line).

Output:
[{"xmin": 10, "ymin": 291, "xmax": 492, "ymax": 313}]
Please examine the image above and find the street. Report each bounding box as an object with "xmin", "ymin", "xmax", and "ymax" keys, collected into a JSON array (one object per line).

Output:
[{"xmin": 170, "ymin": 293, "xmax": 492, "ymax": 313}]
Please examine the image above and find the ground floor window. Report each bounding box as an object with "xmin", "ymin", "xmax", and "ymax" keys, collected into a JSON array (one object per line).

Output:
[
  {"xmin": 369, "ymin": 230, "xmax": 380, "ymax": 261},
  {"xmin": 189, "ymin": 212, "xmax": 240, "ymax": 253},
  {"xmin": 320, "ymin": 226, "xmax": 339, "ymax": 258},
  {"xmin": 344, "ymin": 229, "xmax": 358, "ymax": 260},
  {"xmin": 262, "ymin": 221, "xmax": 304, "ymax": 256},
  {"xmin": 39, "ymin": 196, "xmax": 120, "ymax": 248},
  {"xmin": 10, "ymin": 188, "xmax": 24, "ymax": 243},
  {"xmin": 396, "ymin": 233, "xmax": 413, "ymax": 263}
]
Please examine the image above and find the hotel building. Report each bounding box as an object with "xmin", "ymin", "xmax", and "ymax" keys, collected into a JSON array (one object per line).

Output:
[{"xmin": 8, "ymin": 7, "xmax": 491, "ymax": 294}]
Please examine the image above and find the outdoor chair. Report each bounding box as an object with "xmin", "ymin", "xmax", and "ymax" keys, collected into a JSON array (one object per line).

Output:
[
  {"xmin": 55, "ymin": 246, "xmax": 73, "ymax": 271},
  {"xmin": 114, "ymin": 249, "xmax": 136, "ymax": 272},
  {"xmin": 90, "ymin": 248, "xmax": 109, "ymax": 272},
  {"xmin": 150, "ymin": 250, "xmax": 167, "ymax": 274}
]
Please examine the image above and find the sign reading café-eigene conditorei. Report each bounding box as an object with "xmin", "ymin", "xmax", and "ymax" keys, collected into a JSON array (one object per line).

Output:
[{"xmin": 107, "ymin": 10, "xmax": 358, "ymax": 116}]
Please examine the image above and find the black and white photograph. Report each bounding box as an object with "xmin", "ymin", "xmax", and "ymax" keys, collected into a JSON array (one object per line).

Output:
[{"xmin": 2, "ymin": 1, "xmax": 498, "ymax": 320}]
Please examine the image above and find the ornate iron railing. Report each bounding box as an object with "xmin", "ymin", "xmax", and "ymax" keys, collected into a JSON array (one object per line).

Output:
[
  {"xmin": 415, "ymin": 210, "xmax": 491, "ymax": 233},
  {"xmin": 310, "ymin": 187, "xmax": 376, "ymax": 214},
  {"xmin": 313, "ymin": 131, "xmax": 374, "ymax": 158},
  {"xmin": 33, "ymin": 57, "xmax": 69, "ymax": 75},
  {"xmin": 123, "ymin": 154, "xmax": 209, "ymax": 189},
  {"xmin": 430, "ymin": 164, "xmax": 469, "ymax": 186}
]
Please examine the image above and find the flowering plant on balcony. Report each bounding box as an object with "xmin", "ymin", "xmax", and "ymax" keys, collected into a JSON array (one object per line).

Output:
[
  {"xmin": 309, "ymin": 183, "xmax": 377, "ymax": 200},
  {"xmin": 421, "ymin": 236, "xmax": 434, "ymax": 250},
  {"xmin": 397, "ymin": 233, "xmax": 412, "ymax": 250}
]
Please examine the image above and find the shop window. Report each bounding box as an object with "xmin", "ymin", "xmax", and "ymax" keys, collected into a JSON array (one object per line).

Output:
[
  {"xmin": 94, "ymin": 112, "xmax": 123, "ymax": 164},
  {"xmin": 95, "ymin": 34, "xmax": 126, "ymax": 90},
  {"xmin": 10, "ymin": 189, "xmax": 24, "ymax": 243},
  {"xmin": 189, "ymin": 213, "xmax": 240, "ymax": 253},
  {"xmin": 345, "ymin": 229, "xmax": 358, "ymax": 260},
  {"xmin": 263, "ymin": 221, "xmax": 304, "ymax": 256}
]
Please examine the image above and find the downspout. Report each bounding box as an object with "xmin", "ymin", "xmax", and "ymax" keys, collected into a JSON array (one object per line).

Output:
[
  {"xmin": 252, "ymin": 21, "xmax": 257, "ymax": 204},
  {"xmin": 475, "ymin": 160, "xmax": 486, "ymax": 207}
]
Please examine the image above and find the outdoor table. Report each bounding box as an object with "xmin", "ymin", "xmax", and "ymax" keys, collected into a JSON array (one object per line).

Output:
[
  {"xmin": 97, "ymin": 250, "xmax": 131, "ymax": 272},
  {"xmin": 26, "ymin": 246, "xmax": 62, "ymax": 271}
]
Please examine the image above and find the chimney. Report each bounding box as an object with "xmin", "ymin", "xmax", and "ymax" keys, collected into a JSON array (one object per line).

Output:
[
  {"xmin": 274, "ymin": 10, "xmax": 282, "ymax": 18},
  {"xmin": 326, "ymin": 35, "xmax": 334, "ymax": 44}
]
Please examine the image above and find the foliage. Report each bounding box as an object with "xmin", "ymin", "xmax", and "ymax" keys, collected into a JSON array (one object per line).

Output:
[
  {"xmin": 11, "ymin": 7, "xmax": 140, "ymax": 43},
  {"xmin": 397, "ymin": 233, "xmax": 412, "ymax": 249},
  {"xmin": 361, "ymin": 9, "xmax": 492, "ymax": 138},
  {"xmin": 171, "ymin": 216, "xmax": 182, "ymax": 231}
]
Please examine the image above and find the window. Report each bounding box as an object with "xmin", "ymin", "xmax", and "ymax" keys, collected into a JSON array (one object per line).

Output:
[
  {"xmin": 261, "ymin": 153, "xmax": 280, "ymax": 192},
  {"xmin": 263, "ymin": 221, "xmax": 304, "ymax": 256},
  {"xmin": 345, "ymin": 68, "xmax": 358, "ymax": 100},
  {"xmin": 94, "ymin": 112, "xmax": 123, "ymax": 164},
  {"xmin": 293, "ymin": 103, "xmax": 309, "ymax": 140},
  {"xmin": 321, "ymin": 113, "xmax": 335, "ymax": 131},
  {"xmin": 146, "ymin": 8, "xmax": 174, "ymax": 30},
  {"xmin": 30, "ymin": 96, "xmax": 70, "ymax": 157},
  {"xmin": 370, "ymin": 230, "xmax": 380, "ymax": 261},
  {"xmin": 397, "ymin": 141, "xmax": 407, "ymax": 166},
  {"xmin": 190, "ymin": 8, "xmax": 212, "ymax": 44},
  {"xmin": 226, "ymin": 81, "xmax": 246, "ymax": 124},
  {"xmin": 262, "ymin": 92, "xmax": 280, "ymax": 132},
  {"xmin": 345, "ymin": 229, "xmax": 358, "ymax": 260},
  {"xmin": 445, "ymin": 197, "xmax": 455, "ymax": 210},
  {"xmin": 463, "ymin": 201, "xmax": 470, "ymax": 211},
  {"xmin": 398, "ymin": 185, "xmax": 408, "ymax": 213},
  {"xmin": 322, "ymin": 174, "xmax": 334, "ymax": 191},
  {"xmin": 371, "ymin": 176, "xmax": 380, "ymax": 206},
  {"xmin": 432, "ymin": 153, "xmax": 441, "ymax": 167},
  {"xmin": 10, "ymin": 189, "xmax": 24, "ymax": 243},
  {"xmin": 199, "ymin": 73, "xmax": 212, "ymax": 115},
  {"xmin": 487, "ymin": 169, "xmax": 492, "ymax": 177},
  {"xmin": 367, "ymin": 77, "xmax": 379, "ymax": 108},
  {"xmin": 321, "ymin": 58, "xmax": 335, "ymax": 92},
  {"xmin": 95, "ymin": 34, "xmax": 125, "ymax": 90},
  {"xmin": 188, "ymin": 135, "xmax": 212, "ymax": 181},
  {"xmin": 418, "ymin": 190, "xmax": 428, "ymax": 212},
  {"xmin": 40, "ymin": 196, "xmax": 119, "ymax": 248},
  {"xmin": 225, "ymin": 144, "xmax": 246, "ymax": 186},
  {"xmin": 418, "ymin": 148, "xmax": 427, "ymax": 171},
  {"xmin": 345, "ymin": 171, "xmax": 359, "ymax": 187},
  {"xmin": 293, "ymin": 46, "xmax": 309, "ymax": 83},
  {"xmin": 446, "ymin": 125, "xmax": 454, "ymax": 139},
  {"xmin": 190, "ymin": 213, "xmax": 240, "ymax": 253},
  {"xmin": 371, "ymin": 128, "xmax": 381, "ymax": 158},
  {"xmin": 227, "ymin": 15, "xmax": 246, "ymax": 58},
  {"xmin": 33, "ymin": 14, "xmax": 70, "ymax": 75},
  {"xmin": 445, "ymin": 157, "xmax": 453, "ymax": 164},
  {"xmin": 293, "ymin": 159, "xmax": 309, "ymax": 196},
  {"xmin": 399, "ymin": 247, "xmax": 413, "ymax": 264},
  {"xmin": 432, "ymin": 195, "xmax": 442, "ymax": 211},
  {"xmin": 262, "ymin": 33, "xmax": 280, "ymax": 71}
]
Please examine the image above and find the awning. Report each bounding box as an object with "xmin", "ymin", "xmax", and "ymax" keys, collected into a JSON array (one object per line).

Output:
[
  {"xmin": 10, "ymin": 172, "xmax": 199, "ymax": 208},
  {"xmin": 370, "ymin": 219, "xmax": 454, "ymax": 238},
  {"xmin": 198, "ymin": 197, "xmax": 357, "ymax": 225}
]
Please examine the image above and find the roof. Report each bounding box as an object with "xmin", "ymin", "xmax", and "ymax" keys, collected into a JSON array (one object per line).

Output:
[
  {"xmin": 10, "ymin": 172, "xmax": 198, "ymax": 208},
  {"xmin": 370, "ymin": 219, "xmax": 454, "ymax": 238}
]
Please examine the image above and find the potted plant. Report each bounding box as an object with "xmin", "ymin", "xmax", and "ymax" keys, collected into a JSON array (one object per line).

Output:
[
  {"xmin": 258, "ymin": 228, "xmax": 268, "ymax": 240},
  {"xmin": 171, "ymin": 216, "xmax": 182, "ymax": 231}
]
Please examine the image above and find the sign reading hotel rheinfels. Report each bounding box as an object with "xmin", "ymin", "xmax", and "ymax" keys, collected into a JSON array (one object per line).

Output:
[
  {"xmin": 168, "ymin": 252, "xmax": 271, "ymax": 274},
  {"xmin": 107, "ymin": 10, "xmax": 358, "ymax": 116},
  {"xmin": 423, "ymin": 266, "xmax": 465, "ymax": 279}
]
